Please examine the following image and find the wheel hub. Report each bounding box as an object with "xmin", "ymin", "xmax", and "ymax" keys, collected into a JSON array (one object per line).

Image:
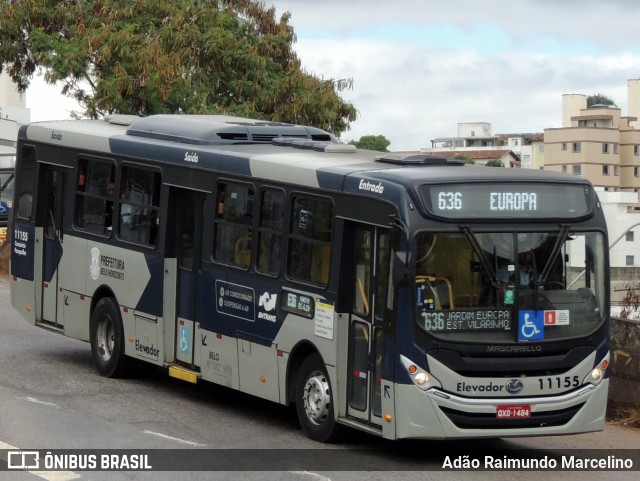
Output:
[
  {"xmin": 96, "ymin": 316, "xmax": 115, "ymax": 362},
  {"xmin": 302, "ymin": 371, "xmax": 331, "ymax": 425}
]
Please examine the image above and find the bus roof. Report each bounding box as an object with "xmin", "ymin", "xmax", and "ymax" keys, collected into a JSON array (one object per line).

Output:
[{"xmin": 20, "ymin": 115, "xmax": 592, "ymax": 191}]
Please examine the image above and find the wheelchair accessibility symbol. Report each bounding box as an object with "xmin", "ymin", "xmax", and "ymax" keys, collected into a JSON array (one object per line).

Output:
[
  {"xmin": 179, "ymin": 326, "xmax": 191, "ymax": 354},
  {"xmin": 518, "ymin": 311, "xmax": 544, "ymax": 341}
]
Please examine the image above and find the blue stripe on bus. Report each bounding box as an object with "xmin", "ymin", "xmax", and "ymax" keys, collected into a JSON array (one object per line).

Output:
[{"xmin": 134, "ymin": 253, "xmax": 165, "ymax": 317}]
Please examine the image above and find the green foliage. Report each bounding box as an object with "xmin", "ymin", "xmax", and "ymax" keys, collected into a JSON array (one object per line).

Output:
[
  {"xmin": 0, "ymin": 0, "xmax": 357, "ymax": 134},
  {"xmin": 587, "ymin": 93, "xmax": 616, "ymax": 107},
  {"xmin": 348, "ymin": 135, "xmax": 391, "ymax": 152},
  {"xmin": 485, "ymin": 159, "xmax": 503, "ymax": 167},
  {"xmin": 453, "ymin": 154, "xmax": 474, "ymax": 164}
]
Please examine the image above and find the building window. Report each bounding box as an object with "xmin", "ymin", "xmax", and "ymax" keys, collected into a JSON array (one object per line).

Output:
[
  {"xmin": 572, "ymin": 142, "xmax": 581, "ymax": 153},
  {"xmin": 562, "ymin": 143, "xmax": 567, "ymax": 151},
  {"xmin": 602, "ymin": 165, "xmax": 610, "ymax": 176},
  {"xmin": 614, "ymin": 143, "xmax": 619, "ymax": 154},
  {"xmin": 572, "ymin": 164, "xmax": 581, "ymax": 175},
  {"xmin": 538, "ymin": 144, "xmax": 544, "ymax": 153},
  {"xmin": 635, "ymin": 166, "xmax": 640, "ymax": 177},
  {"xmin": 627, "ymin": 255, "xmax": 635, "ymax": 267},
  {"xmin": 614, "ymin": 165, "xmax": 619, "ymax": 176},
  {"xmin": 626, "ymin": 231, "xmax": 635, "ymax": 242},
  {"xmin": 602, "ymin": 143, "xmax": 609, "ymax": 154},
  {"xmin": 562, "ymin": 165, "xmax": 567, "ymax": 173},
  {"xmin": 635, "ymin": 145, "xmax": 639, "ymax": 156}
]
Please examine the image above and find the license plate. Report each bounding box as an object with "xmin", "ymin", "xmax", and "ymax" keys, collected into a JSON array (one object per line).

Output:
[{"xmin": 496, "ymin": 405, "xmax": 531, "ymax": 419}]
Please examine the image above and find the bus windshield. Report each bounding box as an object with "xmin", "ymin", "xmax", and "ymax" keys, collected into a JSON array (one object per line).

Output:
[{"xmin": 414, "ymin": 229, "xmax": 606, "ymax": 343}]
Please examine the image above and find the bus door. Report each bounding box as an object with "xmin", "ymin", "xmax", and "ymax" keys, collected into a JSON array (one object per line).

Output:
[
  {"xmin": 347, "ymin": 224, "xmax": 391, "ymax": 426},
  {"xmin": 39, "ymin": 164, "xmax": 66, "ymax": 327},
  {"xmin": 174, "ymin": 189, "xmax": 204, "ymax": 366}
]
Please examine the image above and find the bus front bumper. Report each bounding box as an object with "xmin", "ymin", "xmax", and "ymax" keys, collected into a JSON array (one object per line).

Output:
[{"xmin": 393, "ymin": 379, "xmax": 608, "ymax": 440}]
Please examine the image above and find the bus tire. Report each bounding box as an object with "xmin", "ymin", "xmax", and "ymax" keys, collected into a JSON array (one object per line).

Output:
[
  {"xmin": 295, "ymin": 353, "xmax": 342, "ymax": 442},
  {"xmin": 90, "ymin": 297, "xmax": 133, "ymax": 378}
]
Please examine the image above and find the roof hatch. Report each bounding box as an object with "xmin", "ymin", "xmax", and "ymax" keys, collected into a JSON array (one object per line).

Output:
[
  {"xmin": 375, "ymin": 154, "xmax": 464, "ymax": 166},
  {"xmin": 125, "ymin": 114, "xmax": 334, "ymax": 145}
]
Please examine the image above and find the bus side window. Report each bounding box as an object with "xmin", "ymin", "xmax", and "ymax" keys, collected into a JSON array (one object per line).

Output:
[
  {"xmin": 256, "ymin": 188, "xmax": 284, "ymax": 276},
  {"xmin": 16, "ymin": 146, "xmax": 36, "ymax": 220},
  {"xmin": 287, "ymin": 195, "xmax": 333, "ymax": 286},
  {"xmin": 117, "ymin": 166, "xmax": 161, "ymax": 246},
  {"xmin": 74, "ymin": 159, "xmax": 115, "ymax": 236},
  {"xmin": 213, "ymin": 182, "xmax": 254, "ymax": 268}
]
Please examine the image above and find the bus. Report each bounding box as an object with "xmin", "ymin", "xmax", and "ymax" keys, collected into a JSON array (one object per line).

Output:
[
  {"xmin": 10, "ymin": 115, "xmax": 610, "ymax": 442},
  {"xmin": 0, "ymin": 154, "xmax": 15, "ymax": 248}
]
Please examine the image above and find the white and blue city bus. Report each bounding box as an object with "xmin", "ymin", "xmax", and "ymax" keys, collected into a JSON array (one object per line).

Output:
[{"xmin": 10, "ymin": 115, "xmax": 609, "ymax": 441}]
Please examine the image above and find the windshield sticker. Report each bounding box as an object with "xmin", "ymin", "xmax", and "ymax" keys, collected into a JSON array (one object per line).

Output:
[
  {"xmin": 518, "ymin": 311, "xmax": 545, "ymax": 341},
  {"xmin": 543, "ymin": 310, "xmax": 570, "ymax": 326},
  {"xmin": 314, "ymin": 300, "xmax": 334, "ymax": 340}
]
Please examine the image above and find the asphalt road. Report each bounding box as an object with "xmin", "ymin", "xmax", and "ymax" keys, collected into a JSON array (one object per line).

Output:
[{"xmin": 0, "ymin": 274, "xmax": 638, "ymax": 481}]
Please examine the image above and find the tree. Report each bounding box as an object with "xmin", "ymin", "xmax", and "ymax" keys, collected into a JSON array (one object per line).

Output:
[
  {"xmin": 349, "ymin": 135, "xmax": 391, "ymax": 152},
  {"xmin": 453, "ymin": 154, "xmax": 474, "ymax": 164},
  {"xmin": 0, "ymin": 0, "xmax": 357, "ymax": 135},
  {"xmin": 485, "ymin": 159, "xmax": 503, "ymax": 167},
  {"xmin": 587, "ymin": 93, "xmax": 616, "ymax": 107}
]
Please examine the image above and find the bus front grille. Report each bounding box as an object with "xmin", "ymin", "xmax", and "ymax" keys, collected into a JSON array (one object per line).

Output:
[{"xmin": 439, "ymin": 404, "xmax": 584, "ymax": 429}]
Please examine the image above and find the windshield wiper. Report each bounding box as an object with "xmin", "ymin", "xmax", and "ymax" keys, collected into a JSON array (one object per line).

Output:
[
  {"xmin": 537, "ymin": 224, "xmax": 571, "ymax": 286},
  {"xmin": 459, "ymin": 225, "xmax": 500, "ymax": 289}
]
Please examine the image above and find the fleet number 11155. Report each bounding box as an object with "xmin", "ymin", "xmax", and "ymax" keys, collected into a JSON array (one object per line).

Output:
[{"xmin": 539, "ymin": 375, "xmax": 580, "ymax": 390}]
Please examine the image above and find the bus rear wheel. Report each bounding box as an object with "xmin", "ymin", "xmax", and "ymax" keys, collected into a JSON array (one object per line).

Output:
[
  {"xmin": 295, "ymin": 353, "xmax": 342, "ymax": 442},
  {"xmin": 90, "ymin": 297, "xmax": 133, "ymax": 378}
]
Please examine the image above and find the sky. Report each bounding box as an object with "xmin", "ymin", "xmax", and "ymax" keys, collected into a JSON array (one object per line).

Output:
[{"xmin": 26, "ymin": 0, "xmax": 640, "ymax": 151}]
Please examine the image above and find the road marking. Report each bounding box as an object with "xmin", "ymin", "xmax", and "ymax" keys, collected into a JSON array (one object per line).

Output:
[
  {"xmin": 142, "ymin": 430, "xmax": 206, "ymax": 447},
  {"xmin": 0, "ymin": 440, "xmax": 80, "ymax": 480},
  {"xmin": 18, "ymin": 396, "xmax": 61, "ymax": 409},
  {"xmin": 290, "ymin": 471, "xmax": 332, "ymax": 481}
]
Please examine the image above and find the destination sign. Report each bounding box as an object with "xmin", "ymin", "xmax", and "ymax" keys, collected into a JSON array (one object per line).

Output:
[
  {"xmin": 420, "ymin": 309, "xmax": 511, "ymax": 332},
  {"xmin": 281, "ymin": 290, "xmax": 315, "ymax": 319},
  {"xmin": 422, "ymin": 183, "xmax": 592, "ymax": 219}
]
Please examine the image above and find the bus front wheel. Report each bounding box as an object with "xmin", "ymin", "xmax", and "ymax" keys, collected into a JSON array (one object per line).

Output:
[
  {"xmin": 295, "ymin": 353, "xmax": 342, "ymax": 442},
  {"xmin": 90, "ymin": 297, "xmax": 132, "ymax": 378}
]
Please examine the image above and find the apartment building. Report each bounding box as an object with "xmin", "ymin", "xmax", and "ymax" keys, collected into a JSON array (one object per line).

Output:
[
  {"xmin": 0, "ymin": 70, "xmax": 29, "ymax": 153},
  {"xmin": 543, "ymin": 81, "xmax": 640, "ymax": 271},
  {"xmin": 428, "ymin": 122, "xmax": 542, "ymax": 168},
  {"xmin": 544, "ymin": 82, "xmax": 640, "ymax": 195}
]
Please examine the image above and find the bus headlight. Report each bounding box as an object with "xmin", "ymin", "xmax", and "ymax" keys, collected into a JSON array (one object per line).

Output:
[
  {"xmin": 583, "ymin": 353, "xmax": 609, "ymax": 386},
  {"xmin": 400, "ymin": 355, "xmax": 441, "ymax": 391},
  {"xmin": 414, "ymin": 372, "xmax": 429, "ymax": 385},
  {"xmin": 589, "ymin": 368, "xmax": 603, "ymax": 383}
]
